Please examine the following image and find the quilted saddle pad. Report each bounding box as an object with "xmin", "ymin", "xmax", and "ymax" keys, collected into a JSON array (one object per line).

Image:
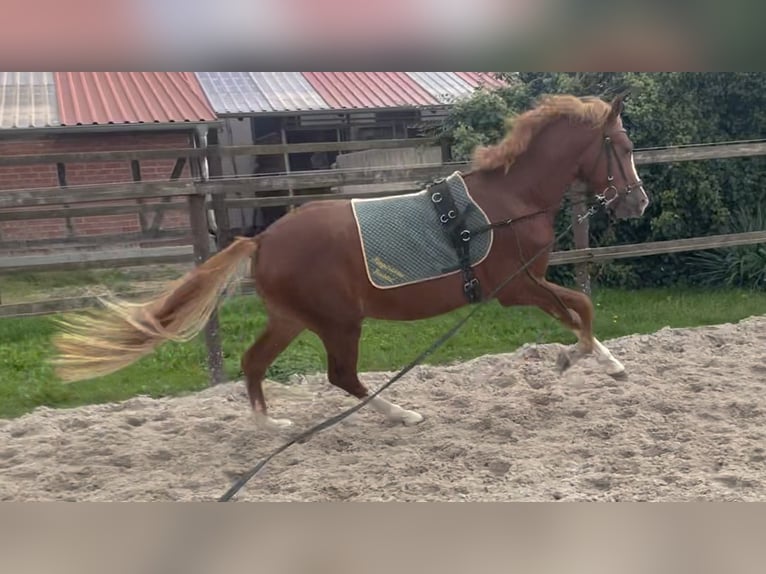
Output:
[{"xmin": 351, "ymin": 171, "xmax": 493, "ymax": 289}]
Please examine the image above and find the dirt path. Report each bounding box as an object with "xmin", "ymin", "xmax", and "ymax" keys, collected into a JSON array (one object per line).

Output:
[{"xmin": 2, "ymin": 315, "xmax": 765, "ymax": 501}]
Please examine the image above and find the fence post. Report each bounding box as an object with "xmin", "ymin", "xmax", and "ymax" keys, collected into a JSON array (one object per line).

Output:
[
  {"xmin": 439, "ymin": 136, "xmax": 452, "ymax": 164},
  {"xmin": 206, "ymin": 127, "xmax": 233, "ymax": 250},
  {"xmin": 188, "ymin": 192, "xmax": 226, "ymax": 386},
  {"xmin": 570, "ymin": 181, "xmax": 591, "ymax": 296},
  {"xmin": 280, "ymin": 123, "xmax": 296, "ymax": 213}
]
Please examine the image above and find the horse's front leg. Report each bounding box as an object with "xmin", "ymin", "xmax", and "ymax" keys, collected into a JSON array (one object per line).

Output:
[{"xmin": 501, "ymin": 277, "xmax": 627, "ymax": 379}]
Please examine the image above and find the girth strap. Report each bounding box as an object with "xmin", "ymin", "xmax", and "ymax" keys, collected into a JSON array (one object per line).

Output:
[{"xmin": 427, "ymin": 178, "xmax": 482, "ymax": 303}]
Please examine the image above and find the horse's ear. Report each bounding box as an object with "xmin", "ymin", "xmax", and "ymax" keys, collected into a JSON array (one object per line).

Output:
[{"xmin": 608, "ymin": 89, "xmax": 630, "ymax": 120}]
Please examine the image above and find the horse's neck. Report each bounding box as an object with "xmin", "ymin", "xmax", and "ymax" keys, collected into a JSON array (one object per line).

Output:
[
  {"xmin": 474, "ymin": 160, "xmax": 578, "ymax": 220},
  {"xmin": 491, "ymin": 130, "xmax": 588, "ymax": 215}
]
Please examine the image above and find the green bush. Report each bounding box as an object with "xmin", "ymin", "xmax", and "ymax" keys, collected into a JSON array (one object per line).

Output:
[{"xmin": 687, "ymin": 205, "xmax": 766, "ymax": 289}]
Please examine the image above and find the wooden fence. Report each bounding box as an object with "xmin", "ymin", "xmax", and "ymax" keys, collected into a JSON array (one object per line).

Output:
[{"xmin": 1, "ymin": 136, "xmax": 765, "ymax": 384}]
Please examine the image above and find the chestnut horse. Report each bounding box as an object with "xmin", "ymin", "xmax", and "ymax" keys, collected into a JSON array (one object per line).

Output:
[{"xmin": 53, "ymin": 93, "xmax": 649, "ymax": 429}]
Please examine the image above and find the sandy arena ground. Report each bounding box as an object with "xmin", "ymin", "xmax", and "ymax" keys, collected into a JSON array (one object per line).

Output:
[{"xmin": 1, "ymin": 315, "xmax": 765, "ymax": 502}]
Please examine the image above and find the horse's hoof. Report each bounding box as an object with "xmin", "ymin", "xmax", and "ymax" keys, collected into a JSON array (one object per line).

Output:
[
  {"xmin": 556, "ymin": 351, "xmax": 571, "ymax": 374},
  {"xmin": 609, "ymin": 370, "xmax": 628, "ymax": 381},
  {"xmin": 269, "ymin": 417, "xmax": 294, "ymax": 429},
  {"xmin": 399, "ymin": 410, "xmax": 424, "ymax": 426},
  {"xmin": 254, "ymin": 412, "xmax": 294, "ymax": 431}
]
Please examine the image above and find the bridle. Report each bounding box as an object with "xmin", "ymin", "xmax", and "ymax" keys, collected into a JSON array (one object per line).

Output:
[{"xmin": 598, "ymin": 128, "xmax": 644, "ymax": 206}]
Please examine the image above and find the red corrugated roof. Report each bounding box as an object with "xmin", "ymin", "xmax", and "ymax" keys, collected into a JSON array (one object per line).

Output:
[
  {"xmin": 454, "ymin": 72, "xmax": 507, "ymax": 89},
  {"xmin": 302, "ymin": 72, "xmax": 438, "ymax": 110},
  {"xmin": 54, "ymin": 72, "xmax": 217, "ymax": 126}
]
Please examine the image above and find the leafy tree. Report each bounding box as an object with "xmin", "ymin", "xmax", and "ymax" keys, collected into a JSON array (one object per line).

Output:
[{"xmin": 438, "ymin": 88, "xmax": 512, "ymax": 162}]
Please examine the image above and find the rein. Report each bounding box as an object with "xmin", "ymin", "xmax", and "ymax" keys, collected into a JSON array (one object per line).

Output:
[{"xmin": 217, "ymin": 185, "xmax": 612, "ymax": 502}]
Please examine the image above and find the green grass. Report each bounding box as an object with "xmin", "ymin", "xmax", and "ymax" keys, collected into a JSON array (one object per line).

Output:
[{"xmin": 1, "ymin": 287, "xmax": 764, "ymax": 419}]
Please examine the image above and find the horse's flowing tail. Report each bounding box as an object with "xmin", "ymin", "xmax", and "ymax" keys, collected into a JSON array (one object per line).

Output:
[{"xmin": 52, "ymin": 236, "xmax": 260, "ymax": 383}]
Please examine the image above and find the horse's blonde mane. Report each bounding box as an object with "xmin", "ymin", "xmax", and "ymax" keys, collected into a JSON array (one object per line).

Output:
[{"xmin": 472, "ymin": 94, "xmax": 614, "ymax": 172}]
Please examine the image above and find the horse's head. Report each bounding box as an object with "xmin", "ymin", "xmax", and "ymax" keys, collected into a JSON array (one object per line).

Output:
[{"xmin": 577, "ymin": 92, "xmax": 650, "ymax": 220}]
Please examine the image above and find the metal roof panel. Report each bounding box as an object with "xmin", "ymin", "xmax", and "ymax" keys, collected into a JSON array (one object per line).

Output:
[
  {"xmin": 0, "ymin": 72, "xmax": 60, "ymax": 129},
  {"xmin": 55, "ymin": 72, "xmax": 216, "ymax": 126},
  {"xmin": 302, "ymin": 72, "xmax": 439, "ymax": 110},
  {"xmin": 195, "ymin": 72, "xmax": 328, "ymax": 114},
  {"xmin": 454, "ymin": 72, "xmax": 507, "ymax": 89},
  {"xmin": 195, "ymin": 72, "xmax": 271, "ymax": 114},
  {"xmin": 196, "ymin": 72, "xmax": 505, "ymax": 116},
  {"xmin": 248, "ymin": 72, "xmax": 329, "ymax": 112},
  {"xmin": 405, "ymin": 72, "xmax": 476, "ymax": 103}
]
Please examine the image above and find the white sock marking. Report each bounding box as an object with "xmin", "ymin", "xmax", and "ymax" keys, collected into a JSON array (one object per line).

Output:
[
  {"xmin": 368, "ymin": 396, "xmax": 424, "ymax": 425},
  {"xmin": 573, "ymin": 330, "xmax": 625, "ymax": 375},
  {"xmin": 593, "ymin": 338, "xmax": 625, "ymax": 375},
  {"xmin": 253, "ymin": 411, "xmax": 293, "ymax": 430}
]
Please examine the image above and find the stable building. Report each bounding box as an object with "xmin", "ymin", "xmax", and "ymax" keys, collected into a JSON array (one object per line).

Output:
[
  {"xmin": 0, "ymin": 72, "xmax": 218, "ymax": 254},
  {"xmin": 193, "ymin": 72, "xmax": 506, "ymax": 234}
]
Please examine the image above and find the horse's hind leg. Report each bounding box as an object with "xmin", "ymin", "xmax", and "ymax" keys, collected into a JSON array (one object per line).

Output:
[
  {"xmin": 242, "ymin": 315, "xmax": 304, "ymax": 430},
  {"xmin": 319, "ymin": 323, "xmax": 424, "ymax": 426}
]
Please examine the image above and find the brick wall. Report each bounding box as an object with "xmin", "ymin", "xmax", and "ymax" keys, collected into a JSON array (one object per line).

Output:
[{"xmin": 0, "ymin": 130, "xmax": 195, "ymax": 250}]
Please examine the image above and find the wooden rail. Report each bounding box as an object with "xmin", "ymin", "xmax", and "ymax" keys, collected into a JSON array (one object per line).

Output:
[
  {"xmin": 209, "ymin": 164, "xmax": 457, "ymax": 194},
  {"xmin": 0, "ymin": 246, "xmax": 195, "ymax": 273},
  {"xmin": 0, "ymin": 138, "xmax": 438, "ymax": 166},
  {"xmin": 0, "ymin": 291, "xmax": 160, "ymax": 318},
  {"xmin": 0, "ymin": 229, "xmax": 189, "ymax": 251},
  {"xmin": 0, "ymin": 283, "xmax": 257, "ymax": 318},
  {"xmin": 0, "ymin": 166, "xmax": 450, "ymax": 208},
  {"xmin": 0, "ymin": 202, "xmax": 187, "ymax": 221},
  {"xmin": 633, "ymin": 141, "xmax": 766, "ymax": 165},
  {"xmin": 0, "ymin": 138, "xmax": 761, "ymax": 168},
  {"xmin": 213, "ymin": 138, "xmax": 438, "ymax": 156},
  {"xmin": 223, "ymin": 139, "xmax": 765, "ymax": 166},
  {"xmin": 0, "ymin": 147, "xmax": 204, "ymax": 166},
  {"xmin": 218, "ymin": 187, "xmax": 423, "ymax": 209},
  {"xmin": 0, "ymin": 182, "xmax": 198, "ymax": 209},
  {"xmin": 548, "ymin": 231, "xmax": 766, "ymax": 265}
]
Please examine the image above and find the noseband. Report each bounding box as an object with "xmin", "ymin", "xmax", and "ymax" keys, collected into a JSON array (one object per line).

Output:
[{"xmin": 600, "ymin": 129, "xmax": 643, "ymax": 205}]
